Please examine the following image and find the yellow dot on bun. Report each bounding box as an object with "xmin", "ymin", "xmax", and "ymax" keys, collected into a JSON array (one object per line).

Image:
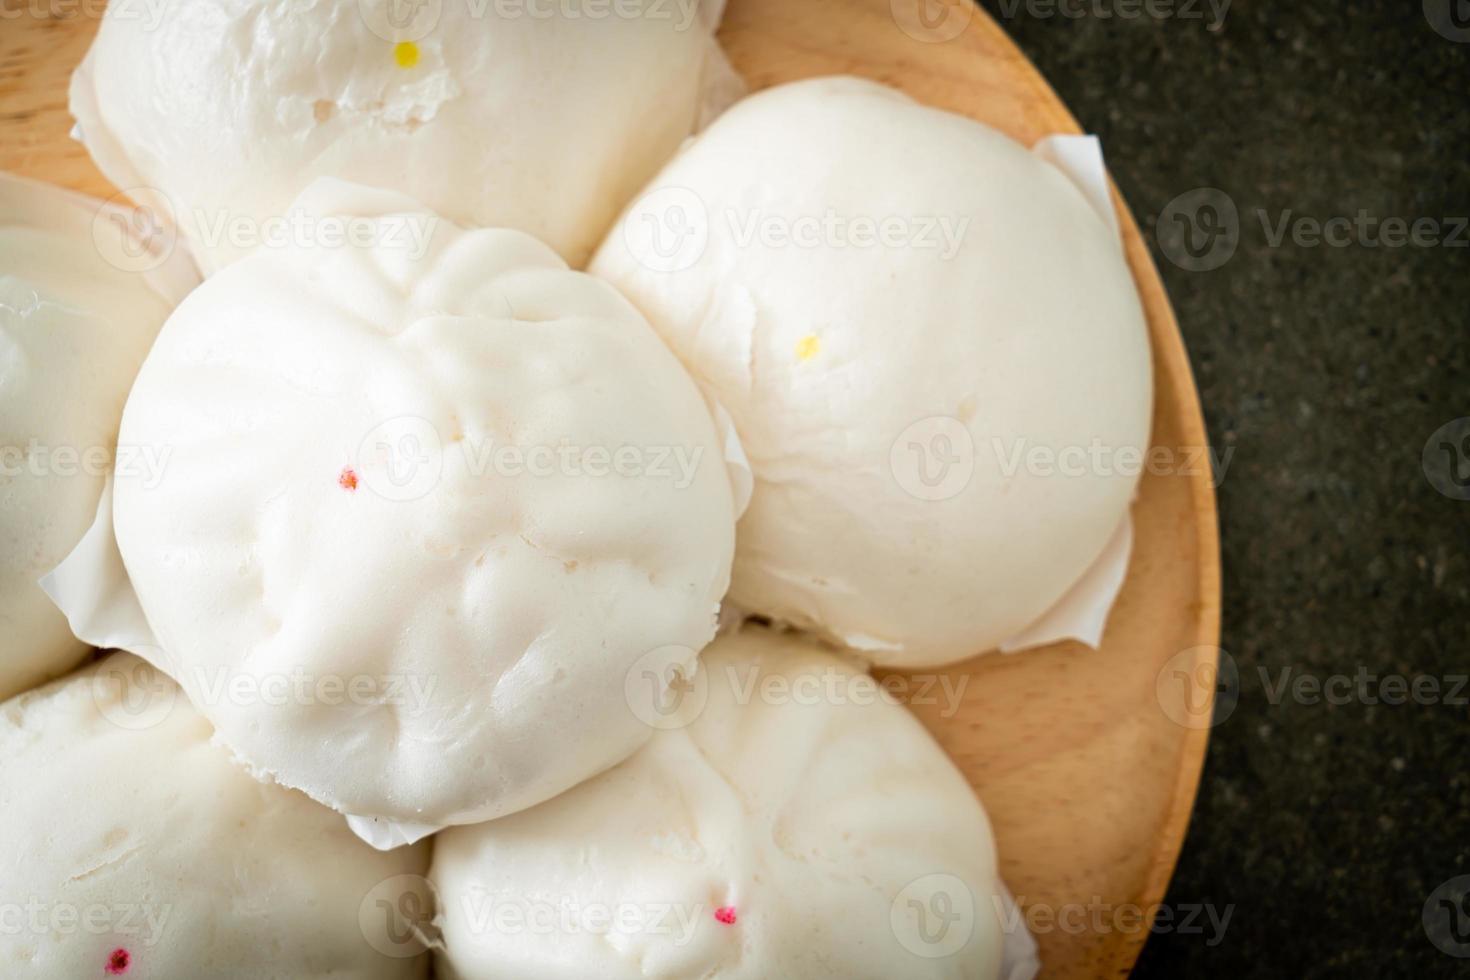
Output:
[
  {"xmin": 393, "ymin": 41, "xmax": 420, "ymax": 69},
  {"xmin": 795, "ymin": 334, "xmax": 821, "ymax": 362}
]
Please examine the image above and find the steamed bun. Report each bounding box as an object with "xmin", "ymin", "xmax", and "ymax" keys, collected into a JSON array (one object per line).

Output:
[
  {"xmin": 111, "ymin": 180, "xmax": 738, "ymax": 833},
  {"xmin": 70, "ymin": 0, "xmax": 731, "ymax": 273},
  {"xmin": 0, "ymin": 174, "xmax": 175, "ymax": 701},
  {"xmin": 431, "ymin": 624, "xmax": 1006, "ymax": 979},
  {"xmin": 0, "ymin": 654, "xmax": 431, "ymax": 977},
  {"xmin": 592, "ymin": 76, "xmax": 1153, "ymax": 668}
]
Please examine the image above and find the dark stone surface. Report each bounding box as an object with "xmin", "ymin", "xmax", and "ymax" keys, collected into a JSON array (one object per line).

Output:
[{"xmin": 972, "ymin": 1, "xmax": 1470, "ymax": 976}]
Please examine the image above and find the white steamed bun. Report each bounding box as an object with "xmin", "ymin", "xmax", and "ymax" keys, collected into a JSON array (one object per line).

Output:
[
  {"xmin": 431, "ymin": 624, "xmax": 1006, "ymax": 980},
  {"xmin": 592, "ymin": 76, "xmax": 1153, "ymax": 668},
  {"xmin": 0, "ymin": 654, "xmax": 431, "ymax": 977},
  {"xmin": 112, "ymin": 179, "xmax": 738, "ymax": 832},
  {"xmin": 0, "ymin": 174, "xmax": 176, "ymax": 701},
  {"xmin": 70, "ymin": 0, "xmax": 731, "ymax": 273}
]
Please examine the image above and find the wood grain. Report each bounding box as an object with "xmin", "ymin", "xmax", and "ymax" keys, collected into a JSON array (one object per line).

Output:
[{"xmin": 0, "ymin": 2, "xmax": 1219, "ymax": 977}]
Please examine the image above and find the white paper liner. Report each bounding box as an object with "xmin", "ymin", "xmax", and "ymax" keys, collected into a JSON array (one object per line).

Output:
[
  {"xmin": 999, "ymin": 515, "xmax": 1133, "ymax": 654},
  {"xmin": 838, "ymin": 629, "xmax": 904, "ymax": 654},
  {"xmin": 996, "ymin": 880, "xmax": 1043, "ymax": 980},
  {"xmin": 991, "ymin": 134, "xmax": 1138, "ymax": 657},
  {"xmin": 38, "ymin": 479, "xmax": 171, "ymax": 673},
  {"xmin": 709, "ymin": 397, "xmax": 754, "ymax": 519},
  {"xmin": 1033, "ymin": 133, "xmax": 1121, "ymax": 241},
  {"xmin": 0, "ymin": 171, "xmax": 200, "ymax": 306},
  {"xmin": 345, "ymin": 814, "xmax": 442, "ymax": 851}
]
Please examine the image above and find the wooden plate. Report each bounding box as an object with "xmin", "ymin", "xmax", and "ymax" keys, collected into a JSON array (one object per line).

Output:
[{"xmin": 0, "ymin": 2, "xmax": 1219, "ymax": 976}]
